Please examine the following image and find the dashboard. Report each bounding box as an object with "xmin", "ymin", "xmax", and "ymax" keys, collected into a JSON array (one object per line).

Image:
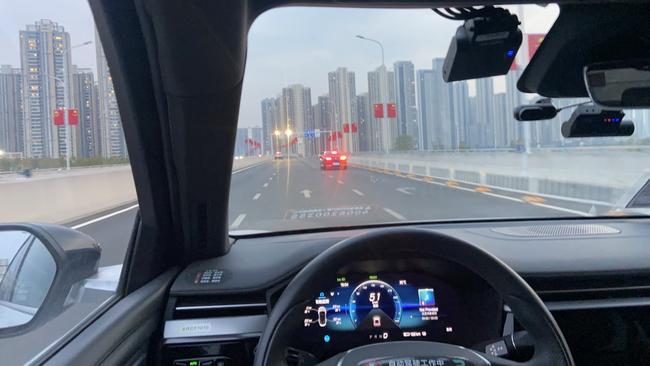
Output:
[
  {"xmin": 287, "ymin": 260, "xmax": 503, "ymax": 359},
  {"xmin": 164, "ymin": 219, "xmax": 650, "ymax": 365}
]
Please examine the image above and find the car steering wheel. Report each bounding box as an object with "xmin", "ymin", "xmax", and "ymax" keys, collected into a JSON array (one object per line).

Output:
[{"xmin": 254, "ymin": 228, "xmax": 574, "ymax": 366}]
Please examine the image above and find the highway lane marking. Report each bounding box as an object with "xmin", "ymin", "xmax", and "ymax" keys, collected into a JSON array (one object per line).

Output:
[
  {"xmin": 396, "ymin": 187, "xmax": 414, "ymax": 195},
  {"xmin": 352, "ymin": 189, "xmax": 365, "ymax": 197},
  {"xmin": 263, "ymin": 183, "xmax": 269, "ymax": 188},
  {"xmin": 523, "ymin": 195, "xmax": 546, "ymax": 204},
  {"xmin": 337, "ymin": 180, "xmax": 344, "ymax": 184},
  {"xmin": 475, "ymin": 186, "xmax": 491, "ymax": 193},
  {"xmin": 530, "ymin": 202, "xmax": 590, "ymax": 216},
  {"xmin": 232, "ymin": 161, "xmax": 267, "ymax": 174},
  {"xmin": 383, "ymin": 208, "xmax": 407, "ymax": 221},
  {"xmin": 71, "ymin": 204, "xmax": 140, "ymax": 230},
  {"xmin": 482, "ymin": 192, "xmax": 523, "ymax": 203},
  {"xmin": 301, "ymin": 189, "xmax": 312, "ymax": 198},
  {"xmin": 268, "ymin": 177, "xmax": 273, "ymax": 181},
  {"xmin": 230, "ymin": 214, "xmax": 247, "ymax": 229},
  {"xmin": 253, "ymin": 193, "xmax": 261, "ymax": 200}
]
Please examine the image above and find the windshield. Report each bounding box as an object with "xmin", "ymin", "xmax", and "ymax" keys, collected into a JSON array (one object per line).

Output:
[{"xmin": 231, "ymin": 5, "xmax": 650, "ymax": 234}]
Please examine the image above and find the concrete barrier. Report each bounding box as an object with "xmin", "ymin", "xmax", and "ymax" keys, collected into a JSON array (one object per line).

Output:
[
  {"xmin": 0, "ymin": 157, "xmax": 268, "ymax": 224},
  {"xmin": 350, "ymin": 149, "xmax": 650, "ymax": 205}
]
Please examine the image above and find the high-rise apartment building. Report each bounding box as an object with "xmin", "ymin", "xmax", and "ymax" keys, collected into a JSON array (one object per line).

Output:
[
  {"xmin": 475, "ymin": 77, "xmax": 495, "ymax": 148},
  {"xmin": 393, "ymin": 61, "xmax": 418, "ymax": 144},
  {"xmin": 279, "ymin": 84, "xmax": 312, "ymax": 156},
  {"xmin": 368, "ymin": 66, "xmax": 395, "ymax": 152},
  {"xmin": 0, "ymin": 65, "xmax": 24, "ymax": 154},
  {"xmin": 328, "ymin": 67, "xmax": 357, "ymax": 153},
  {"xmin": 96, "ymin": 30, "xmax": 126, "ymax": 158},
  {"xmin": 261, "ymin": 98, "xmax": 279, "ymax": 153},
  {"xmin": 71, "ymin": 66, "xmax": 100, "ymax": 158},
  {"xmin": 20, "ymin": 19, "xmax": 73, "ymax": 158}
]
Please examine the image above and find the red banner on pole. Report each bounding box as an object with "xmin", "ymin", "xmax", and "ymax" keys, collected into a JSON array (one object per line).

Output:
[
  {"xmin": 53, "ymin": 108, "xmax": 64, "ymax": 125},
  {"xmin": 68, "ymin": 109, "xmax": 79, "ymax": 125},
  {"xmin": 527, "ymin": 34, "xmax": 545, "ymax": 62},
  {"xmin": 387, "ymin": 103, "xmax": 397, "ymax": 118},
  {"xmin": 373, "ymin": 103, "xmax": 384, "ymax": 118},
  {"xmin": 351, "ymin": 123, "xmax": 358, "ymax": 133},
  {"xmin": 343, "ymin": 123, "xmax": 350, "ymax": 133}
]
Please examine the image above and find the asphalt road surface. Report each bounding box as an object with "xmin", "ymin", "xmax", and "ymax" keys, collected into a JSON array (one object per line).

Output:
[{"xmin": 73, "ymin": 157, "xmax": 606, "ymax": 267}]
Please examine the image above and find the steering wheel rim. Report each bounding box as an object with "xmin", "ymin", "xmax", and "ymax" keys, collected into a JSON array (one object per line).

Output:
[{"xmin": 254, "ymin": 227, "xmax": 574, "ymax": 366}]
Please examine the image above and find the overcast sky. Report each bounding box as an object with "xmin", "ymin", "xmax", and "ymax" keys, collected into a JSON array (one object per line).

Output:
[{"xmin": 0, "ymin": 1, "xmax": 558, "ymax": 128}]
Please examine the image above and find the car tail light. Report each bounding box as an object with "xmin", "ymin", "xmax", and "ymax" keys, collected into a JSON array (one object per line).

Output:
[
  {"xmin": 325, "ymin": 157, "xmax": 332, "ymax": 161},
  {"xmin": 331, "ymin": 151, "xmax": 338, "ymax": 155},
  {"xmin": 340, "ymin": 155, "xmax": 347, "ymax": 160}
]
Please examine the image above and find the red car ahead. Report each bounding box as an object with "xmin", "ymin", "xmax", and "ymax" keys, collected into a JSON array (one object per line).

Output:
[{"xmin": 319, "ymin": 150, "xmax": 347, "ymax": 170}]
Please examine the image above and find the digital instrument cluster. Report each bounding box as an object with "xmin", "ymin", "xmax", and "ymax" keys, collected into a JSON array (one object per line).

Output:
[{"xmin": 301, "ymin": 272, "xmax": 464, "ymax": 348}]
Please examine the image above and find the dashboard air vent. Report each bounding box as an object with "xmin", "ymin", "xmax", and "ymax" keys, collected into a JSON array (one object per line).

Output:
[
  {"xmin": 491, "ymin": 224, "xmax": 620, "ymax": 238},
  {"xmin": 173, "ymin": 293, "xmax": 267, "ymax": 319}
]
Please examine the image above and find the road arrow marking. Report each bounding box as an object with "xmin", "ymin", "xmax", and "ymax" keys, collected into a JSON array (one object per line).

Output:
[{"xmin": 301, "ymin": 189, "xmax": 312, "ymax": 198}]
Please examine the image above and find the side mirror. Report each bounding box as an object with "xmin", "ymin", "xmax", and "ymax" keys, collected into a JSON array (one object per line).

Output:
[
  {"xmin": 0, "ymin": 224, "xmax": 101, "ymax": 337},
  {"xmin": 584, "ymin": 59, "xmax": 650, "ymax": 108}
]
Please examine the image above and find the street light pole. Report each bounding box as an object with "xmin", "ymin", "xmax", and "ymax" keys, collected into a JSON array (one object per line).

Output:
[
  {"xmin": 356, "ymin": 35, "xmax": 385, "ymax": 66},
  {"xmin": 58, "ymin": 40, "xmax": 92, "ymax": 170}
]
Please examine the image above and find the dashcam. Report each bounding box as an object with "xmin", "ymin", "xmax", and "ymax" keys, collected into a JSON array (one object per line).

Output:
[
  {"xmin": 442, "ymin": 12, "xmax": 522, "ymax": 82},
  {"xmin": 561, "ymin": 105, "xmax": 634, "ymax": 138}
]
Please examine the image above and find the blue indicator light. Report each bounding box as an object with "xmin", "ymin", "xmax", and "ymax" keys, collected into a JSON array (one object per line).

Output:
[
  {"xmin": 319, "ymin": 292, "xmax": 325, "ymax": 298},
  {"xmin": 324, "ymin": 335, "xmax": 331, "ymax": 343},
  {"xmin": 506, "ymin": 49, "xmax": 515, "ymax": 57}
]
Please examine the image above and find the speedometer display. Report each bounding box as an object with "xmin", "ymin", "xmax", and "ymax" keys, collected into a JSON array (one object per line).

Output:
[
  {"xmin": 349, "ymin": 280, "xmax": 402, "ymax": 329},
  {"xmin": 302, "ymin": 272, "xmax": 466, "ymax": 349}
]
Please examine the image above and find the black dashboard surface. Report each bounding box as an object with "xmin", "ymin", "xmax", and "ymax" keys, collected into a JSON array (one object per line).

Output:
[{"xmin": 171, "ymin": 218, "xmax": 650, "ymax": 296}]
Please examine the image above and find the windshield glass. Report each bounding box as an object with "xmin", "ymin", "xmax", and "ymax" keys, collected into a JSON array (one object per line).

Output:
[{"xmin": 231, "ymin": 5, "xmax": 650, "ymax": 234}]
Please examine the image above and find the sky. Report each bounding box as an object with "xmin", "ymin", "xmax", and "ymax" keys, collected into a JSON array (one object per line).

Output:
[{"xmin": 0, "ymin": 1, "xmax": 558, "ymax": 128}]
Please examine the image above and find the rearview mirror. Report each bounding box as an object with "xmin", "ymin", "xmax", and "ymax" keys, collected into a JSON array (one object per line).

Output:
[
  {"xmin": 0, "ymin": 224, "xmax": 101, "ymax": 337},
  {"xmin": 584, "ymin": 59, "xmax": 650, "ymax": 108}
]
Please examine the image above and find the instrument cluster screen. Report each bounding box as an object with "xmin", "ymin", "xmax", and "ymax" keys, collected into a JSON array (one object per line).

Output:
[{"xmin": 301, "ymin": 272, "xmax": 466, "ymax": 349}]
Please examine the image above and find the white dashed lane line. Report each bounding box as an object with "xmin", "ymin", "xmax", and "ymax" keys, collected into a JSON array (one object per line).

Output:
[
  {"xmin": 352, "ymin": 189, "xmax": 365, "ymax": 197},
  {"xmin": 383, "ymin": 207, "xmax": 407, "ymax": 221},
  {"xmin": 263, "ymin": 183, "xmax": 269, "ymax": 188},
  {"xmin": 230, "ymin": 214, "xmax": 247, "ymax": 229},
  {"xmin": 337, "ymin": 180, "xmax": 344, "ymax": 184},
  {"xmin": 252, "ymin": 193, "xmax": 261, "ymax": 200}
]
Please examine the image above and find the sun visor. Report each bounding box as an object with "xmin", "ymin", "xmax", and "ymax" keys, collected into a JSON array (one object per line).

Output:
[{"xmin": 518, "ymin": 3, "xmax": 650, "ymax": 98}]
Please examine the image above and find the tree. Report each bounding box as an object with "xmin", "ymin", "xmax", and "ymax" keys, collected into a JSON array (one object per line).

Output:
[{"xmin": 394, "ymin": 135, "xmax": 414, "ymax": 151}]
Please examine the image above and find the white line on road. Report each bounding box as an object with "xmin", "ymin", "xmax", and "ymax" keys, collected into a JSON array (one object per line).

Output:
[
  {"xmin": 232, "ymin": 161, "xmax": 266, "ymax": 174},
  {"xmin": 268, "ymin": 177, "xmax": 273, "ymax": 181},
  {"xmin": 396, "ymin": 187, "xmax": 414, "ymax": 195},
  {"xmin": 482, "ymin": 192, "xmax": 523, "ymax": 203},
  {"xmin": 71, "ymin": 204, "xmax": 140, "ymax": 230},
  {"xmin": 263, "ymin": 183, "xmax": 269, "ymax": 188},
  {"xmin": 253, "ymin": 193, "xmax": 261, "ymax": 200},
  {"xmin": 230, "ymin": 214, "xmax": 247, "ymax": 229},
  {"xmin": 453, "ymin": 186, "xmax": 476, "ymax": 193},
  {"xmin": 383, "ymin": 207, "xmax": 407, "ymax": 221},
  {"xmin": 352, "ymin": 189, "xmax": 365, "ymax": 196},
  {"xmin": 530, "ymin": 202, "xmax": 590, "ymax": 216},
  {"xmin": 337, "ymin": 180, "xmax": 344, "ymax": 184},
  {"xmin": 301, "ymin": 189, "xmax": 312, "ymax": 198}
]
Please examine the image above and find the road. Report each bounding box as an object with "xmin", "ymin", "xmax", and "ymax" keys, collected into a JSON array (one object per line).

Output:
[{"xmin": 72, "ymin": 157, "xmax": 606, "ymax": 267}]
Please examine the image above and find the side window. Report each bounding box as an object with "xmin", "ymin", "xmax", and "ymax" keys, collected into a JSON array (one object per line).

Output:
[{"xmin": 0, "ymin": 0, "xmax": 135, "ymax": 364}]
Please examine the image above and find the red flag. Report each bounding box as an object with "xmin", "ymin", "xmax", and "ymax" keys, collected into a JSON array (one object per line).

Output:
[
  {"xmin": 527, "ymin": 34, "xmax": 545, "ymax": 62},
  {"xmin": 68, "ymin": 109, "xmax": 79, "ymax": 125},
  {"xmin": 53, "ymin": 108, "xmax": 64, "ymax": 125},
  {"xmin": 337, "ymin": 131, "xmax": 343, "ymax": 139},
  {"xmin": 373, "ymin": 103, "xmax": 384, "ymax": 118},
  {"xmin": 343, "ymin": 123, "xmax": 350, "ymax": 133},
  {"xmin": 387, "ymin": 103, "xmax": 397, "ymax": 118},
  {"xmin": 351, "ymin": 123, "xmax": 358, "ymax": 133}
]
